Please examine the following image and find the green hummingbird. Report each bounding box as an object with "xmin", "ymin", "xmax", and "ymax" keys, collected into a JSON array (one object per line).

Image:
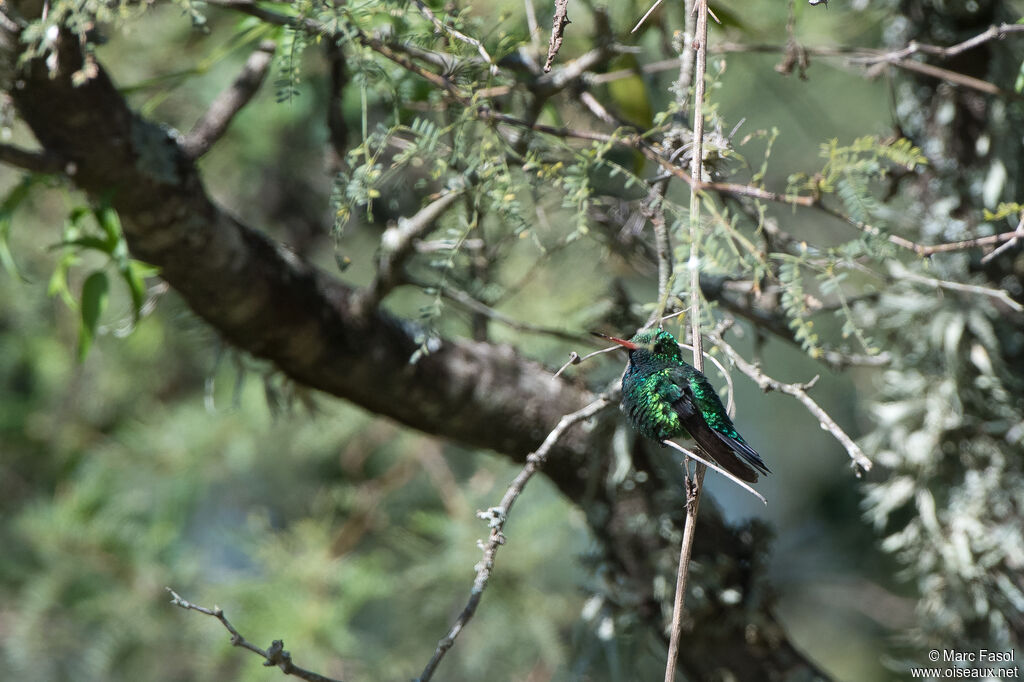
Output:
[{"xmin": 594, "ymin": 328, "xmax": 770, "ymax": 483}]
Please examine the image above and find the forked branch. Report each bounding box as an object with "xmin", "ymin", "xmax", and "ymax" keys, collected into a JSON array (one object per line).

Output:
[
  {"xmin": 708, "ymin": 322, "xmax": 873, "ymax": 476},
  {"xmin": 167, "ymin": 588, "xmax": 344, "ymax": 682}
]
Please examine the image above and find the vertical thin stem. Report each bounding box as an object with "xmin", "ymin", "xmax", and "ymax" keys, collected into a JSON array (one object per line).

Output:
[
  {"xmin": 676, "ymin": 0, "xmax": 696, "ymax": 115},
  {"xmin": 664, "ymin": 1, "xmax": 708, "ymax": 680}
]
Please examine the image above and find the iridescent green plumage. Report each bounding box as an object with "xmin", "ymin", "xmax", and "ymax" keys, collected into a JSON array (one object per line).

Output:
[{"xmin": 609, "ymin": 329, "xmax": 770, "ymax": 483}]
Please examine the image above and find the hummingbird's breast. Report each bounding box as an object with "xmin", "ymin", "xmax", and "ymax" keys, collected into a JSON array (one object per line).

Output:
[{"xmin": 621, "ymin": 365, "xmax": 685, "ymax": 441}]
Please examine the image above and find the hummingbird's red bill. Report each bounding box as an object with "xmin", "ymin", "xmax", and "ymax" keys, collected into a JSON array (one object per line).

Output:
[{"xmin": 590, "ymin": 331, "xmax": 638, "ymax": 349}]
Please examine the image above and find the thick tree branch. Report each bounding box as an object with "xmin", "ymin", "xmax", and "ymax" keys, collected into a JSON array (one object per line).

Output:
[
  {"xmin": 1, "ymin": 22, "xmax": 599, "ymax": 497},
  {"xmin": 0, "ymin": 142, "xmax": 66, "ymax": 173}
]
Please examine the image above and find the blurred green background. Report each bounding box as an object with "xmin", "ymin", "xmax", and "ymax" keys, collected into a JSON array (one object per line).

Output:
[{"xmin": 1, "ymin": 0, "xmax": 996, "ymax": 680}]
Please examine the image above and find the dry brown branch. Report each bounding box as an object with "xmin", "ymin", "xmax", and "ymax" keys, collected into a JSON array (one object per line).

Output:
[
  {"xmin": 890, "ymin": 262, "xmax": 1024, "ymax": 313},
  {"xmin": 820, "ymin": 202, "xmax": 1024, "ymax": 257},
  {"xmin": 167, "ymin": 588, "xmax": 343, "ymax": 682},
  {"xmin": 182, "ymin": 40, "xmax": 276, "ymax": 159},
  {"xmin": 980, "ymin": 216, "xmax": 1024, "ymax": 264},
  {"xmin": 855, "ymin": 23, "xmax": 1024, "ymax": 62},
  {"xmin": 874, "ymin": 57, "xmax": 1012, "ymax": 97},
  {"xmin": 416, "ymin": 396, "xmax": 615, "ymax": 682},
  {"xmin": 410, "ymin": 279, "xmax": 584, "ymax": 344},
  {"xmin": 544, "ymin": 0, "xmax": 571, "ymax": 73}
]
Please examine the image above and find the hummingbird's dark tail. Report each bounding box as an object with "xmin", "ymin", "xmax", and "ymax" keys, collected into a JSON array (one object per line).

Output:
[{"xmin": 688, "ymin": 423, "xmax": 770, "ymax": 483}]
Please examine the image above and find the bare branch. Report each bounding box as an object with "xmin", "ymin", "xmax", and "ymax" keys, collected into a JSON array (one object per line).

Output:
[
  {"xmin": 708, "ymin": 322, "xmax": 874, "ymax": 476},
  {"xmin": 409, "ymin": 278, "xmax": 585, "ymax": 344},
  {"xmin": 416, "ymin": 396, "xmax": 615, "ymax": 682},
  {"xmin": 577, "ymin": 90, "xmax": 618, "ymax": 124},
  {"xmin": 643, "ymin": 182, "xmax": 674, "ymax": 327},
  {"xmin": 523, "ymin": 0, "xmax": 541, "ymax": 53},
  {"xmin": 980, "ymin": 216, "xmax": 1023, "ymax": 264},
  {"xmin": 663, "ymin": 440, "xmax": 766, "ymax": 504},
  {"xmin": 891, "ymin": 262, "xmax": 1024, "ymax": 313},
  {"xmin": 543, "ymin": 0, "xmax": 570, "ymax": 73},
  {"xmin": 552, "ymin": 345, "xmax": 620, "ymax": 378},
  {"xmin": 856, "ymin": 22, "xmax": 1024, "ymax": 62},
  {"xmin": 819, "ymin": 202, "xmax": 1024, "ymax": 257},
  {"xmin": 631, "ymin": 0, "xmax": 667, "ymax": 34},
  {"xmin": 166, "ymin": 588, "xmax": 344, "ymax": 682},
  {"xmin": 874, "ymin": 57, "xmax": 1013, "ymax": 98},
  {"xmin": 182, "ymin": 40, "xmax": 276, "ymax": 159}
]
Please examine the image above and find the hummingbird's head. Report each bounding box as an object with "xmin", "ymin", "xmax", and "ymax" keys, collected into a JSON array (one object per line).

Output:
[{"xmin": 591, "ymin": 328, "xmax": 684, "ymax": 363}]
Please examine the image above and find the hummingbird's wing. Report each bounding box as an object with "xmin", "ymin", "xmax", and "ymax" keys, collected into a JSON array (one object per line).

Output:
[{"xmin": 666, "ymin": 369, "xmax": 771, "ymax": 483}]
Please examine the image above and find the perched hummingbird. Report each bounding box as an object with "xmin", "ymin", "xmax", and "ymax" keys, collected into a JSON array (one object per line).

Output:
[{"xmin": 594, "ymin": 328, "xmax": 770, "ymax": 483}]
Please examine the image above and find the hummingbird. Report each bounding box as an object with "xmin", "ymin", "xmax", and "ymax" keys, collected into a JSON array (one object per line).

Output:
[{"xmin": 594, "ymin": 328, "xmax": 770, "ymax": 483}]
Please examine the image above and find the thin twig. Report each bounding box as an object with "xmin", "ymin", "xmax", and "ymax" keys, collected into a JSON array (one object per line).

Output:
[
  {"xmin": 891, "ymin": 263, "xmax": 1024, "ymax": 313},
  {"xmin": 819, "ymin": 202, "xmax": 1024, "ymax": 257},
  {"xmin": 544, "ymin": 0, "xmax": 571, "ymax": 73},
  {"xmin": 665, "ymin": 1, "xmax": 709, "ymax": 678},
  {"xmin": 166, "ymin": 588, "xmax": 344, "ymax": 682},
  {"xmin": 662, "ymin": 441, "xmax": 766, "ymax": 504},
  {"xmin": 674, "ymin": 0, "xmax": 696, "ymax": 113},
  {"xmin": 578, "ymin": 90, "xmax": 619, "ymax": 124},
  {"xmin": 708, "ymin": 322, "xmax": 874, "ymax": 475},
  {"xmin": 412, "ymin": 0, "xmax": 497, "ymax": 75},
  {"xmin": 408, "ymin": 279, "xmax": 584, "ymax": 343},
  {"xmin": 631, "ymin": 0, "xmax": 666, "ymax": 34},
  {"xmin": 645, "ymin": 182, "xmax": 674, "ymax": 327},
  {"xmin": 853, "ymin": 23, "xmax": 1024, "ymax": 63},
  {"xmin": 182, "ymin": 40, "xmax": 276, "ymax": 159},
  {"xmin": 523, "ymin": 0, "xmax": 541, "ymax": 53},
  {"xmin": 416, "ymin": 396, "xmax": 614, "ymax": 682},
  {"xmin": 359, "ymin": 186, "xmax": 467, "ymax": 311},
  {"xmin": 980, "ymin": 216, "xmax": 1023, "ymax": 264},
  {"xmin": 552, "ymin": 345, "xmax": 620, "ymax": 378}
]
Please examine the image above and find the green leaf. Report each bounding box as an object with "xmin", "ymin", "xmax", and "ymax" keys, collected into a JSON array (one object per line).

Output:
[
  {"xmin": 0, "ymin": 175, "xmax": 38, "ymax": 281},
  {"xmin": 92, "ymin": 205, "xmax": 123, "ymax": 251},
  {"xmin": 78, "ymin": 270, "xmax": 110, "ymax": 362},
  {"xmin": 52, "ymin": 236, "xmax": 114, "ymax": 253},
  {"xmin": 120, "ymin": 260, "xmax": 158, "ymax": 322},
  {"xmin": 48, "ymin": 251, "xmax": 79, "ymax": 307}
]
